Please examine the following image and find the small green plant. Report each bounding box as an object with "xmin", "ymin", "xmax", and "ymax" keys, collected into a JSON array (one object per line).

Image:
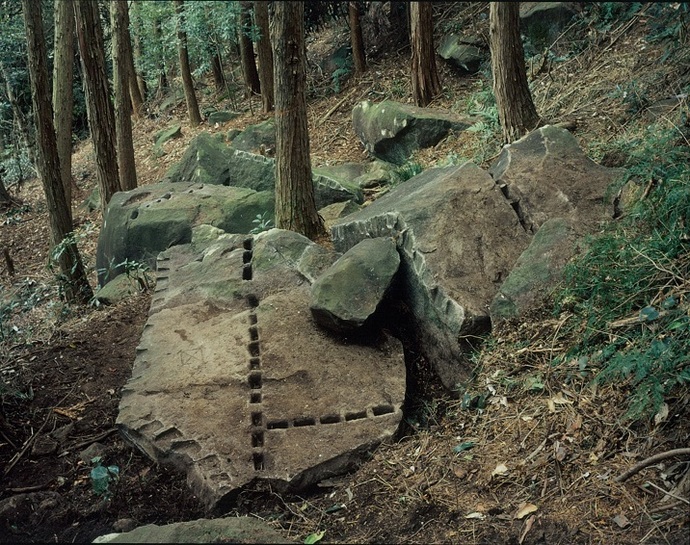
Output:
[
  {"xmin": 97, "ymin": 257, "xmax": 152, "ymax": 292},
  {"xmin": 392, "ymin": 161, "xmax": 423, "ymax": 184},
  {"xmin": 89, "ymin": 456, "xmax": 120, "ymax": 498},
  {"xmin": 250, "ymin": 212, "xmax": 273, "ymax": 234}
]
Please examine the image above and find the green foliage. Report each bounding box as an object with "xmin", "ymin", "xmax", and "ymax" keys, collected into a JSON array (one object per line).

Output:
[
  {"xmin": 249, "ymin": 212, "xmax": 273, "ymax": 235},
  {"xmin": 588, "ymin": 2, "xmax": 643, "ymax": 32},
  {"xmin": 462, "ymin": 77, "xmax": 501, "ymax": 164},
  {"xmin": 555, "ymin": 122, "xmax": 690, "ymax": 421},
  {"xmin": 89, "ymin": 456, "xmax": 120, "ymax": 498},
  {"xmin": 392, "ymin": 161, "xmax": 423, "ymax": 184}
]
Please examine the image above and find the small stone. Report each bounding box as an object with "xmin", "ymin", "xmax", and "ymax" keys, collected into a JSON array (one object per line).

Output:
[
  {"xmin": 113, "ymin": 518, "xmax": 138, "ymax": 533},
  {"xmin": 79, "ymin": 442, "xmax": 107, "ymax": 464}
]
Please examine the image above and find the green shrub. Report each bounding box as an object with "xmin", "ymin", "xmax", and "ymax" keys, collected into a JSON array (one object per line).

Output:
[{"xmin": 555, "ymin": 122, "xmax": 690, "ymax": 421}]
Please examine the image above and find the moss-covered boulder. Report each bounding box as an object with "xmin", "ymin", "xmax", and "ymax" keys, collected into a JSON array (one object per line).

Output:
[
  {"xmin": 352, "ymin": 100, "xmax": 474, "ymax": 165},
  {"xmin": 96, "ymin": 182, "xmax": 274, "ymax": 286}
]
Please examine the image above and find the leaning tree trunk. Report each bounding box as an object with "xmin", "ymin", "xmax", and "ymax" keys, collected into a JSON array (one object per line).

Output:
[
  {"xmin": 349, "ymin": 2, "xmax": 367, "ymax": 75},
  {"xmin": 22, "ymin": 0, "xmax": 93, "ymax": 304},
  {"xmin": 111, "ymin": 0, "xmax": 138, "ymax": 191},
  {"xmin": 52, "ymin": 0, "xmax": 74, "ymax": 205},
  {"xmin": 270, "ymin": 1, "xmax": 326, "ymax": 241},
  {"xmin": 239, "ymin": 1, "xmax": 261, "ymax": 98},
  {"xmin": 174, "ymin": 0, "xmax": 202, "ymax": 126},
  {"xmin": 74, "ymin": 0, "xmax": 120, "ymax": 216},
  {"xmin": 410, "ymin": 2, "xmax": 441, "ymax": 107},
  {"xmin": 253, "ymin": 0, "xmax": 273, "ymax": 112},
  {"xmin": 489, "ymin": 2, "xmax": 540, "ymax": 143}
]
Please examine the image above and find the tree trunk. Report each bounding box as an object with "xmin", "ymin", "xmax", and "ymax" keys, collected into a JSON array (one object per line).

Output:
[
  {"xmin": 239, "ymin": 1, "xmax": 261, "ymax": 98},
  {"xmin": 111, "ymin": 0, "xmax": 138, "ymax": 192},
  {"xmin": 270, "ymin": 2, "xmax": 326, "ymax": 241},
  {"xmin": 349, "ymin": 2, "xmax": 367, "ymax": 75},
  {"xmin": 52, "ymin": 0, "xmax": 74, "ymax": 205},
  {"xmin": 130, "ymin": 0, "xmax": 148, "ymax": 102},
  {"xmin": 74, "ymin": 0, "xmax": 120, "ymax": 216},
  {"xmin": 489, "ymin": 2, "xmax": 540, "ymax": 143},
  {"xmin": 174, "ymin": 0, "xmax": 202, "ymax": 126},
  {"xmin": 0, "ymin": 58, "xmax": 35, "ymax": 166},
  {"xmin": 115, "ymin": 1, "xmax": 144, "ymax": 119},
  {"xmin": 253, "ymin": 0, "xmax": 273, "ymax": 112},
  {"xmin": 210, "ymin": 50, "xmax": 226, "ymax": 94},
  {"xmin": 154, "ymin": 18, "xmax": 168, "ymax": 99},
  {"xmin": 22, "ymin": 0, "xmax": 93, "ymax": 304},
  {"xmin": 410, "ymin": 2, "xmax": 441, "ymax": 107}
]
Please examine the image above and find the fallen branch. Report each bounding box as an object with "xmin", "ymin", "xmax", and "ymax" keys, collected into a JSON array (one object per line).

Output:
[
  {"xmin": 615, "ymin": 448, "xmax": 690, "ymax": 483},
  {"xmin": 318, "ymin": 86, "xmax": 365, "ymax": 126},
  {"xmin": 67, "ymin": 427, "xmax": 118, "ymax": 452}
]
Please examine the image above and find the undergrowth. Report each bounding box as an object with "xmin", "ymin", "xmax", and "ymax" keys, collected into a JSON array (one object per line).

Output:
[{"xmin": 554, "ymin": 118, "xmax": 690, "ymax": 421}]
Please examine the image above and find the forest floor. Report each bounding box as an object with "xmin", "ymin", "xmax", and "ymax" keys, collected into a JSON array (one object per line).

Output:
[{"xmin": 1, "ymin": 5, "xmax": 690, "ymax": 544}]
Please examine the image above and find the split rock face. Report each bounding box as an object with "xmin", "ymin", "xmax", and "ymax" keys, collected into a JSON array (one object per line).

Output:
[{"xmin": 117, "ymin": 228, "xmax": 406, "ymax": 513}]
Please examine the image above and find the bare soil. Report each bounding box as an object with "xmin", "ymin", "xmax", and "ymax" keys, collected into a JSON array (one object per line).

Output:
[{"xmin": 2, "ymin": 6, "xmax": 689, "ymax": 544}]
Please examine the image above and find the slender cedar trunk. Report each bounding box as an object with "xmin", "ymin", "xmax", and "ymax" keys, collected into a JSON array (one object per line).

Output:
[
  {"xmin": 210, "ymin": 50, "xmax": 226, "ymax": 94},
  {"xmin": 489, "ymin": 2, "xmax": 540, "ymax": 143},
  {"xmin": 52, "ymin": 0, "xmax": 74, "ymax": 205},
  {"xmin": 22, "ymin": 0, "xmax": 93, "ymax": 304},
  {"xmin": 349, "ymin": 2, "xmax": 366, "ymax": 75},
  {"xmin": 0, "ymin": 59, "xmax": 34, "ymax": 165},
  {"xmin": 111, "ymin": 0, "xmax": 137, "ymax": 191},
  {"xmin": 270, "ymin": 2, "xmax": 326, "ymax": 240},
  {"xmin": 239, "ymin": 1, "xmax": 261, "ymax": 97},
  {"xmin": 74, "ymin": 0, "xmax": 120, "ymax": 216},
  {"xmin": 130, "ymin": 0, "xmax": 148, "ymax": 101},
  {"xmin": 116, "ymin": 1, "xmax": 144, "ymax": 119},
  {"xmin": 253, "ymin": 1, "xmax": 273, "ymax": 112},
  {"xmin": 174, "ymin": 0, "xmax": 202, "ymax": 126},
  {"xmin": 410, "ymin": 2, "xmax": 441, "ymax": 107},
  {"xmin": 154, "ymin": 18, "xmax": 167, "ymax": 98}
]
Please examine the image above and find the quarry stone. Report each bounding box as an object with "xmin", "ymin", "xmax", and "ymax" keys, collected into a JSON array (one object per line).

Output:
[
  {"xmin": 117, "ymin": 229, "xmax": 406, "ymax": 512},
  {"xmin": 310, "ymin": 237, "xmax": 400, "ymax": 333}
]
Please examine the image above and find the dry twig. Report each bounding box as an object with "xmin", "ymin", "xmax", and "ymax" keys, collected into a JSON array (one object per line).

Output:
[{"xmin": 615, "ymin": 448, "xmax": 690, "ymax": 483}]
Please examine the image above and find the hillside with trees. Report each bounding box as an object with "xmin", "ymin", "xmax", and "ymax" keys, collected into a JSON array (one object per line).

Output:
[{"xmin": 1, "ymin": 2, "xmax": 689, "ymax": 543}]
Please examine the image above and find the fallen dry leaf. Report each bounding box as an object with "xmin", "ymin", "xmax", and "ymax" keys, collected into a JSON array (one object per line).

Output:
[
  {"xmin": 613, "ymin": 513, "xmax": 631, "ymax": 529},
  {"xmin": 514, "ymin": 502, "xmax": 539, "ymax": 520},
  {"xmin": 492, "ymin": 463, "xmax": 509, "ymax": 477}
]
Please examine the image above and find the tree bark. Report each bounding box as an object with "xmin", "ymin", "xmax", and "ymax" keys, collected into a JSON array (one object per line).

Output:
[
  {"xmin": 130, "ymin": 0, "xmax": 148, "ymax": 102},
  {"xmin": 239, "ymin": 1, "xmax": 261, "ymax": 98},
  {"xmin": 174, "ymin": 0, "xmax": 202, "ymax": 126},
  {"xmin": 74, "ymin": 0, "xmax": 120, "ymax": 216},
  {"xmin": 489, "ymin": 2, "xmax": 540, "ymax": 143},
  {"xmin": 270, "ymin": 2, "xmax": 326, "ymax": 241},
  {"xmin": 210, "ymin": 50, "xmax": 226, "ymax": 94},
  {"xmin": 410, "ymin": 2, "xmax": 441, "ymax": 107},
  {"xmin": 52, "ymin": 0, "xmax": 74, "ymax": 205},
  {"xmin": 111, "ymin": 0, "xmax": 138, "ymax": 192},
  {"xmin": 0, "ymin": 58, "xmax": 34, "ymax": 166},
  {"xmin": 116, "ymin": 1, "xmax": 144, "ymax": 119},
  {"xmin": 349, "ymin": 2, "xmax": 367, "ymax": 75},
  {"xmin": 22, "ymin": 0, "xmax": 93, "ymax": 304},
  {"xmin": 253, "ymin": 0, "xmax": 273, "ymax": 112}
]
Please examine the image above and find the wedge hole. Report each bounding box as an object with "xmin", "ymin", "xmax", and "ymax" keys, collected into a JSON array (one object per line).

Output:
[
  {"xmin": 267, "ymin": 420, "xmax": 289, "ymax": 430},
  {"xmin": 294, "ymin": 417, "xmax": 316, "ymax": 427},
  {"xmin": 320, "ymin": 414, "xmax": 341, "ymax": 425},
  {"xmin": 248, "ymin": 372, "xmax": 262, "ymax": 389},
  {"xmin": 345, "ymin": 410, "xmax": 367, "ymax": 421},
  {"xmin": 253, "ymin": 452, "xmax": 264, "ymax": 471},
  {"xmin": 372, "ymin": 404, "xmax": 395, "ymax": 416}
]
